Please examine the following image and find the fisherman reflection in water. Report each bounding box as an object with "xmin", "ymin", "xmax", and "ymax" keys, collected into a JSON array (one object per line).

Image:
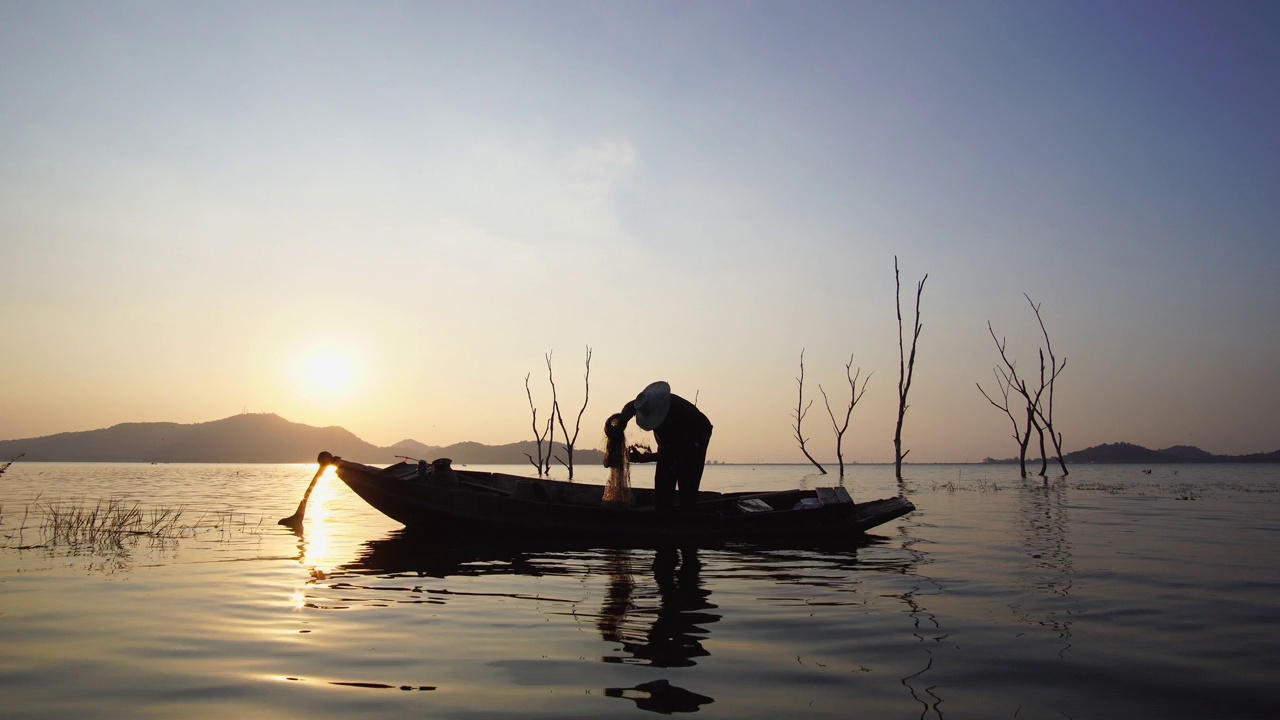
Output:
[
  {"xmin": 600, "ymin": 546, "xmax": 718, "ymax": 713},
  {"xmin": 604, "ymin": 381, "xmax": 713, "ymax": 512},
  {"xmin": 599, "ymin": 546, "xmax": 719, "ymax": 667}
]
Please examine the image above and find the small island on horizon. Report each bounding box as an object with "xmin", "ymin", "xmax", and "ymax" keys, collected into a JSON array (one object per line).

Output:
[
  {"xmin": 983, "ymin": 441, "xmax": 1280, "ymax": 465},
  {"xmin": 1, "ymin": 413, "xmax": 1277, "ymax": 466}
]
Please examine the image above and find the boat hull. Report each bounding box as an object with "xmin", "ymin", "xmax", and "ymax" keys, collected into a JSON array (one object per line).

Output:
[{"xmin": 329, "ymin": 456, "xmax": 915, "ymax": 542}]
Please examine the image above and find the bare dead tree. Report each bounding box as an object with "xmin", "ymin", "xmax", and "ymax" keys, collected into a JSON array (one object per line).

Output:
[
  {"xmin": 820, "ymin": 355, "xmax": 871, "ymax": 477},
  {"xmin": 977, "ymin": 364, "xmax": 1032, "ymax": 477},
  {"xmin": 1026, "ymin": 295, "xmax": 1068, "ymax": 475},
  {"xmin": 980, "ymin": 295, "xmax": 1068, "ymax": 477},
  {"xmin": 522, "ymin": 372, "xmax": 551, "ymax": 476},
  {"xmin": 553, "ymin": 346, "xmax": 592, "ymax": 481},
  {"xmin": 894, "ymin": 257, "xmax": 927, "ymax": 480},
  {"xmin": 793, "ymin": 349, "xmax": 827, "ymax": 474},
  {"xmin": 980, "ymin": 322, "xmax": 1047, "ymax": 476}
]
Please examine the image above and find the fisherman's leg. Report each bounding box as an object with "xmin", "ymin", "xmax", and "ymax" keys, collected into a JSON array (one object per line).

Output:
[
  {"xmin": 675, "ymin": 436, "xmax": 710, "ymax": 511},
  {"xmin": 654, "ymin": 455, "xmax": 677, "ymax": 511}
]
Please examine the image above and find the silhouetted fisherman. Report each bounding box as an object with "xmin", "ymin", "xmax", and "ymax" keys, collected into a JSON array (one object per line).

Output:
[{"xmin": 604, "ymin": 381, "xmax": 713, "ymax": 512}]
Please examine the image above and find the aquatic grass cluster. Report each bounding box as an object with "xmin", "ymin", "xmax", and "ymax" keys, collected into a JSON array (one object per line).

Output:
[
  {"xmin": 0, "ymin": 503, "xmax": 34, "ymax": 549},
  {"xmin": 928, "ymin": 480, "xmax": 1005, "ymax": 493},
  {"xmin": 1, "ymin": 497, "xmax": 272, "ymax": 574},
  {"xmin": 38, "ymin": 496, "xmax": 189, "ymax": 551}
]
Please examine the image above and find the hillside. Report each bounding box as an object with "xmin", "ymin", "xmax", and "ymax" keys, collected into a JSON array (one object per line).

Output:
[
  {"xmin": 986, "ymin": 441, "xmax": 1280, "ymax": 465},
  {"xmin": 1067, "ymin": 442, "xmax": 1280, "ymax": 464},
  {"xmin": 0, "ymin": 413, "xmax": 604, "ymax": 466}
]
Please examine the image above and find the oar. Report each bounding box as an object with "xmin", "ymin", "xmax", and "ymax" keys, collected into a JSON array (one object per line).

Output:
[{"xmin": 279, "ymin": 451, "xmax": 335, "ymax": 529}]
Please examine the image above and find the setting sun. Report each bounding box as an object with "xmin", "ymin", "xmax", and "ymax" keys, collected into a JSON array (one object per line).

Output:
[{"xmin": 302, "ymin": 350, "xmax": 355, "ymax": 393}]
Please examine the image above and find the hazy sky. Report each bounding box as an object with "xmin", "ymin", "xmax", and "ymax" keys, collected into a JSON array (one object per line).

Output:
[{"xmin": 3, "ymin": 1, "xmax": 1277, "ymax": 463}]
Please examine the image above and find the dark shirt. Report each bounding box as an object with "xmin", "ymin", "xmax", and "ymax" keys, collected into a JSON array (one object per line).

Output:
[{"xmin": 625, "ymin": 394, "xmax": 712, "ymax": 453}]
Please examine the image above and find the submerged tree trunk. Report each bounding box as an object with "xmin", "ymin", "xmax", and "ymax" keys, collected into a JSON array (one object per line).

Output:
[
  {"xmin": 1019, "ymin": 404, "xmax": 1034, "ymax": 478},
  {"xmin": 1033, "ymin": 415, "xmax": 1048, "ymax": 476}
]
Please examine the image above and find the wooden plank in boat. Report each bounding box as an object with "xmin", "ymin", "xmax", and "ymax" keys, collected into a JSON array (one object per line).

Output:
[
  {"xmin": 737, "ymin": 498, "xmax": 774, "ymax": 513},
  {"xmin": 815, "ymin": 486, "xmax": 853, "ymax": 505}
]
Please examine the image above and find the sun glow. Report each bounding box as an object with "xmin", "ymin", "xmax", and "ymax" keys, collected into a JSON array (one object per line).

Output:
[{"xmin": 302, "ymin": 349, "xmax": 356, "ymax": 393}]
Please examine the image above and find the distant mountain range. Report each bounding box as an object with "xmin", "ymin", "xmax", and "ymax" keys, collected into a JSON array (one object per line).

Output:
[
  {"xmin": 984, "ymin": 441, "xmax": 1280, "ymax": 465},
  {"xmin": 3, "ymin": 414, "xmax": 1275, "ymax": 466},
  {"xmin": 0, "ymin": 413, "xmax": 604, "ymax": 466}
]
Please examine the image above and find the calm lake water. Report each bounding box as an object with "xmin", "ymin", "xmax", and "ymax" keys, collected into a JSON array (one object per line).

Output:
[{"xmin": 1, "ymin": 461, "xmax": 1276, "ymax": 719}]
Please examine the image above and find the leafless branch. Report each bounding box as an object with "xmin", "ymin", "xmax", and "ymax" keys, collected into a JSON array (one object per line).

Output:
[
  {"xmin": 544, "ymin": 352, "xmax": 558, "ymax": 477},
  {"xmin": 793, "ymin": 349, "xmax": 827, "ymax": 474},
  {"xmin": 977, "ymin": 366, "xmax": 1020, "ymax": 448},
  {"xmin": 821, "ymin": 354, "xmax": 870, "ymax": 477},
  {"xmin": 524, "ymin": 373, "xmax": 548, "ymax": 476},
  {"xmin": 553, "ymin": 346, "xmax": 592, "ymax": 481},
  {"xmin": 981, "ymin": 324, "xmax": 1033, "ymax": 476}
]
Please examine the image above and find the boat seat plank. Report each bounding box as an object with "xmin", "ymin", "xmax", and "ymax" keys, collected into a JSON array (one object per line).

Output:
[
  {"xmin": 815, "ymin": 486, "xmax": 853, "ymax": 505},
  {"xmin": 736, "ymin": 498, "xmax": 775, "ymax": 513}
]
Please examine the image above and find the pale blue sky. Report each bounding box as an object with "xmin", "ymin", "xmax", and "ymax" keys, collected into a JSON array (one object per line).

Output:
[{"xmin": 2, "ymin": 1, "xmax": 1277, "ymax": 462}]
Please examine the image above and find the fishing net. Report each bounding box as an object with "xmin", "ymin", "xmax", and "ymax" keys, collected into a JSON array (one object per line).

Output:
[
  {"xmin": 602, "ymin": 413, "xmax": 633, "ymax": 508},
  {"xmin": 603, "ymin": 463, "xmax": 632, "ymax": 507}
]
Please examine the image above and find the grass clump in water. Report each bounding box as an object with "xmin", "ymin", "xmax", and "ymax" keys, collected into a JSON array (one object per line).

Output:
[
  {"xmin": 3, "ymin": 488, "xmax": 266, "ymax": 560},
  {"xmin": 38, "ymin": 496, "xmax": 189, "ymax": 552}
]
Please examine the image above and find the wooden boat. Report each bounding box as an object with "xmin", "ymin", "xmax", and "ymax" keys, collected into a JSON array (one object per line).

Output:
[{"xmin": 321, "ymin": 451, "xmax": 916, "ymax": 542}]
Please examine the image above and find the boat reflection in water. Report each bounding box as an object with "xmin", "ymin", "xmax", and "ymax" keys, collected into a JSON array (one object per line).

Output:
[
  {"xmin": 335, "ymin": 529, "xmax": 904, "ymax": 715},
  {"xmin": 339, "ymin": 533, "xmax": 724, "ymax": 713}
]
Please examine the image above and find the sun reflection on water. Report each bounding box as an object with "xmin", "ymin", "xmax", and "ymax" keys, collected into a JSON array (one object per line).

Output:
[
  {"xmin": 290, "ymin": 465, "xmax": 342, "ymax": 612},
  {"xmin": 299, "ymin": 465, "xmax": 339, "ymax": 568}
]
